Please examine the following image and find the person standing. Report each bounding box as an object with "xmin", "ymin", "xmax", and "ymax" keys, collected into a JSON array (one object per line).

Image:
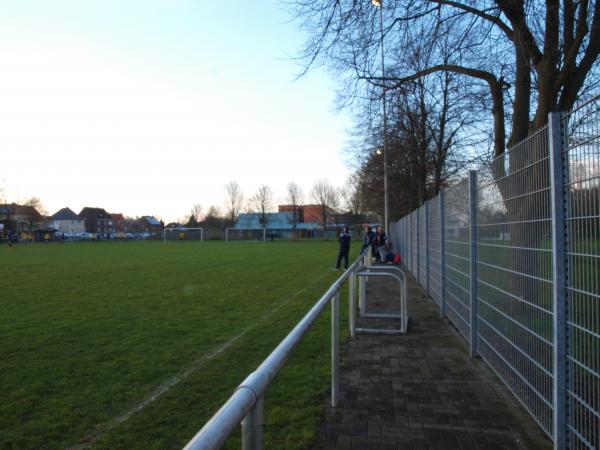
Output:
[
  {"xmin": 361, "ymin": 225, "xmax": 375, "ymax": 257},
  {"xmin": 375, "ymin": 226, "xmax": 387, "ymax": 263},
  {"xmin": 336, "ymin": 226, "xmax": 352, "ymax": 269}
]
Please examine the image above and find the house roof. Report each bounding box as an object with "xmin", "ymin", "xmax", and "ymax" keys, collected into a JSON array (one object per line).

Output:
[
  {"xmin": 50, "ymin": 207, "xmax": 81, "ymax": 221},
  {"xmin": 0, "ymin": 203, "xmax": 43, "ymax": 221},
  {"xmin": 166, "ymin": 222, "xmax": 185, "ymax": 229},
  {"xmin": 79, "ymin": 207, "xmax": 111, "ymax": 219},
  {"xmin": 143, "ymin": 216, "xmax": 161, "ymax": 226}
]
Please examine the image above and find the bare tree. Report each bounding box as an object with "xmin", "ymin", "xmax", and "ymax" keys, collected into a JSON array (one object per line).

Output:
[
  {"xmin": 202, "ymin": 206, "xmax": 224, "ymax": 228},
  {"xmin": 342, "ymin": 173, "xmax": 364, "ymax": 216},
  {"xmin": 24, "ymin": 197, "xmax": 47, "ymax": 215},
  {"xmin": 292, "ymin": 0, "xmax": 600, "ymax": 155},
  {"xmin": 330, "ymin": 186, "xmax": 342, "ymax": 215},
  {"xmin": 23, "ymin": 197, "xmax": 46, "ymax": 231},
  {"xmin": 311, "ymin": 179, "xmax": 335, "ymax": 232},
  {"xmin": 224, "ymin": 181, "xmax": 244, "ymax": 226},
  {"xmin": 291, "ymin": 0, "xmax": 600, "ymax": 302},
  {"xmin": 286, "ymin": 181, "xmax": 304, "ymax": 236},
  {"xmin": 250, "ymin": 185, "xmax": 274, "ymax": 228},
  {"xmin": 187, "ymin": 203, "xmax": 203, "ymax": 227},
  {"xmin": 0, "ymin": 181, "xmax": 6, "ymax": 205},
  {"xmin": 292, "ymin": 0, "xmax": 600, "ymax": 299}
]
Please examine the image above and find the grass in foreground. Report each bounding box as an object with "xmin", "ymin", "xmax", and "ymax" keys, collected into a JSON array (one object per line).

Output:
[{"xmin": 0, "ymin": 240, "xmax": 357, "ymax": 449}]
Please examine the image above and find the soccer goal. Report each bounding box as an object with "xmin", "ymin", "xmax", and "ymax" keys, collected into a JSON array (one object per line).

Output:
[
  {"xmin": 225, "ymin": 228, "xmax": 266, "ymax": 242},
  {"xmin": 163, "ymin": 228, "xmax": 203, "ymax": 242}
]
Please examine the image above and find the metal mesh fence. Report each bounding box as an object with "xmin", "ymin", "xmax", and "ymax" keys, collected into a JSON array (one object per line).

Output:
[
  {"xmin": 476, "ymin": 127, "xmax": 554, "ymax": 436},
  {"xmin": 418, "ymin": 206, "xmax": 428, "ymax": 289},
  {"xmin": 563, "ymin": 97, "xmax": 600, "ymax": 450},
  {"xmin": 428, "ymin": 198, "xmax": 442, "ymax": 306},
  {"xmin": 443, "ymin": 178, "xmax": 471, "ymax": 342},
  {"xmin": 389, "ymin": 221, "xmax": 399, "ymax": 254},
  {"xmin": 390, "ymin": 94, "xmax": 600, "ymax": 447}
]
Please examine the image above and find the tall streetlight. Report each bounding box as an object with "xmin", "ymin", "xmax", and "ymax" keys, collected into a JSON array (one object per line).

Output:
[{"xmin": 372, "ymin": 0, "xmax": 389, "ymax": 232}]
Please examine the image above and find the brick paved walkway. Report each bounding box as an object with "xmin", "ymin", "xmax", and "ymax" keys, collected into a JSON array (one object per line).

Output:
[{"xmin": 314, "ymin": 269, "xmax": 552, "ymax": 450}]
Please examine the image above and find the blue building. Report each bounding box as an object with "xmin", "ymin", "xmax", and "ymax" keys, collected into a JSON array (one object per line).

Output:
[{"xmin": 235, "ymin": 210, "xmax": 340, "ymax": 239}]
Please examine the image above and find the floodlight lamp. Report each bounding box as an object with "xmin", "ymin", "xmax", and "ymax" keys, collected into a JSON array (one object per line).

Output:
[
  {"xmin": 371, "ymin": 0, "xmax": 382, "ymax": 6},
  {"xmin": 376, "ymin": 148, "xmax": 383, "ymax": 155}
]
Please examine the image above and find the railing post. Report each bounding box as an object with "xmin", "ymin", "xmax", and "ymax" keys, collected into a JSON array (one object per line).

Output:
[
  {"xmin": 549, "ymin": 111, "xmax": 567, "ymax": 450},
  {"xmin": 242, "ymin": 396, "xmax": 264, "ymax": 450},
  {"xmin": 468, "ymin": 170, "xmax": 478, "ymax": 359},
  {"xmin": 331, "ymin": 292, "xmax": 340, "ymax": 408},
  {"xmin": 439, "ymin": 191, "xmax": 446, "ymax": 318},
  {"xmin": 349, "ymin": 273, "xmax": 356, "ymax": 338},
  {"xmin": 359, "ymin": 255, "xmax": 367, "ymax": 316}
]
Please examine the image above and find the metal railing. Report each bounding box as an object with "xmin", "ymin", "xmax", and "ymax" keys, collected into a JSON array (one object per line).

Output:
[
  {"xmin": 355, "ymin": 265, "xmax": 409, "ymax": 334},
  {"xmin": 183, "ymin": 253, "xmax": 407, "ymax": 450},
  {"xmin": 392, "ymin": 94, "xmax": 600, "ymax": 450}
]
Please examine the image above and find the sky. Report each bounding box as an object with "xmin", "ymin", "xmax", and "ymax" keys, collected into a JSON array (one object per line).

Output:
[{"xmin": 0, "ymin": 0, "xmax": 353, "ymax": 223}]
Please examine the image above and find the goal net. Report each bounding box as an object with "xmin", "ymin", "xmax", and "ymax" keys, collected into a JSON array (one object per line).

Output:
[
  {"xmin": 163, "ymin": 228, "xmax": 203, "ymax": 242},
  {"xmin": 225, "ymin": 228, "xmax": 266, "ymax": 242}
]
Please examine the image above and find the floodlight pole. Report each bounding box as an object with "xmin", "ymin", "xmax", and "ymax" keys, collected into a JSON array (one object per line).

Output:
[{"xmin": 373, "ymin": 0, "xmax": 389, "ymax": 232}]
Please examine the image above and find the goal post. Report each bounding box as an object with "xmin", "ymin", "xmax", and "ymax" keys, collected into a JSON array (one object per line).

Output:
[
  {"xmin": 225, "ymin": 228, "xmax": 266, "ymax": 242},
  {"xmin": 163, "ymin": 228, "xmax": 203, "ymax": 242}
]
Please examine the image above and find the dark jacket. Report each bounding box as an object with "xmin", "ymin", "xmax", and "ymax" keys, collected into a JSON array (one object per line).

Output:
[
  {"xmin": 361, "ymin": 229, "xmax": 375, "ymax": 253},
  {"xmin": 338, "ymin": 231, "xmax": 351, "ymax": 253},
  {"xmin": 375, "ymin": 230, "xmax": 387, "ymax": 248}
]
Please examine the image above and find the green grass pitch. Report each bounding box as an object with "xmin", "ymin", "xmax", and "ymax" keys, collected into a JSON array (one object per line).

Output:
[{"xmin": 1, "ymin": 240, "xmax": 358, "ymax": 449}]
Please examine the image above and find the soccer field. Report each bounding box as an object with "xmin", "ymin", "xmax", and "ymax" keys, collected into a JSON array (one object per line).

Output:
[{"xmin": 1, "ymin": 240, "xmax": 357, "ymax": 449}]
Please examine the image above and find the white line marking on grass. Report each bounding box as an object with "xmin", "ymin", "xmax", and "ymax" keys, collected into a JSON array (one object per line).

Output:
[{"xmin": 68, "ymin": 270, "xmax": 332, "ymax": 449}]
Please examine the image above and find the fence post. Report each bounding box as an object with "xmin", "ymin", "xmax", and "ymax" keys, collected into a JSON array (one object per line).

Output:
[
  {"xmin": 408, "ymin": 213, "xmax": 412, "ymax": 271},
  {"xmin": 349, "ymin": 274, "xmax": 356, "ymax": 338},
  {"xmin": 425, "ymin": 201, "xmax": 430, "ymax": 295},
  {"xmin": 411, "ymin": 212, "xmax": 413, "ymax": 271},
  {"xmin": 242, "ymin": 396, "xmax": 264, "ymax": 450},
  {"xmin": 549, "ymin": 111, "xmax": 567, "ymax": 450},
  {"xmin": 405, "ymin": 217, "xmax": 408, "ymax": 268},
  {"xmin": 439, "ymin": 191, "xmax": 446, "ymax": 318},
  {"xmin": 416, "ymin": 208, "xmax": 420, "ymax": 282},
  {"xmin": 331, "ymin": 292, "xmax": 340, "ymax": 408},
  {"xmin": 469, "ymin": 170, "xmax": 478, "ymax": 359}
]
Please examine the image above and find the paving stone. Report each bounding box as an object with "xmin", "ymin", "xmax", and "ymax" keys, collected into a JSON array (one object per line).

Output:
[{"xmin": 313, "ymin": 271, "xmax": 551, "ymax": 450}]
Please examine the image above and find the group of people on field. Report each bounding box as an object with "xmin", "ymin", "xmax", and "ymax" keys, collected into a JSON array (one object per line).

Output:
[{"xmin": 335, "ymin": 224, "xmax": 397, "ymax": 270}]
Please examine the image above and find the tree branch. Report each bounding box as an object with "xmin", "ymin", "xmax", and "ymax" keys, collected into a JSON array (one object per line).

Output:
[
  {"xmin": 559, "ymin": 0, "xmax": 600, "ymax": 109},
  {"xmin": 361, "ymin": 64, "xmax": 506, "ymax": 157},
  {"xmin": 428, "ymin": 0, "xmax": 514, "ymax": 40},
  {"xmin": 495, "ymin": 0, "xmax": 543, "ymax": 66}
]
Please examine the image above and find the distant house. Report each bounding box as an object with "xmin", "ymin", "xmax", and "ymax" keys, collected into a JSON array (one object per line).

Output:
[
  {"xmin": 236, "ymin": 212, "xmax": 294, "ymax": 229},
  {"xmin": 79, "ymin": 207, "xmax": 114, "ymax": 235},
  {"xmin": 165, "ymin": 222, "xmax": 186, "ymax": 229},
  {"xmin": 111, "ymin": 213, "xmax": 125, "ymax": 233},
  {"xmin": 140, "ymin": 216, "xmax": 162, "ymax": 234},
  {"xmin": 237, "ymin": 204, "xmax": 336, "ymax": 231},
  {"xmin": 0, "ymin": 203, "xmax": 44, "ymax": 233},
  {"xmin": 236, "ymin": 204, "xmax": 338, "ymax": 238},
  {"xmin": 49, "ymin": 207, "xmax": 85, "ymax": 235},
  {"xmin": 278, "ymin": 204, "xmax": 333, "ymax": 226}
]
